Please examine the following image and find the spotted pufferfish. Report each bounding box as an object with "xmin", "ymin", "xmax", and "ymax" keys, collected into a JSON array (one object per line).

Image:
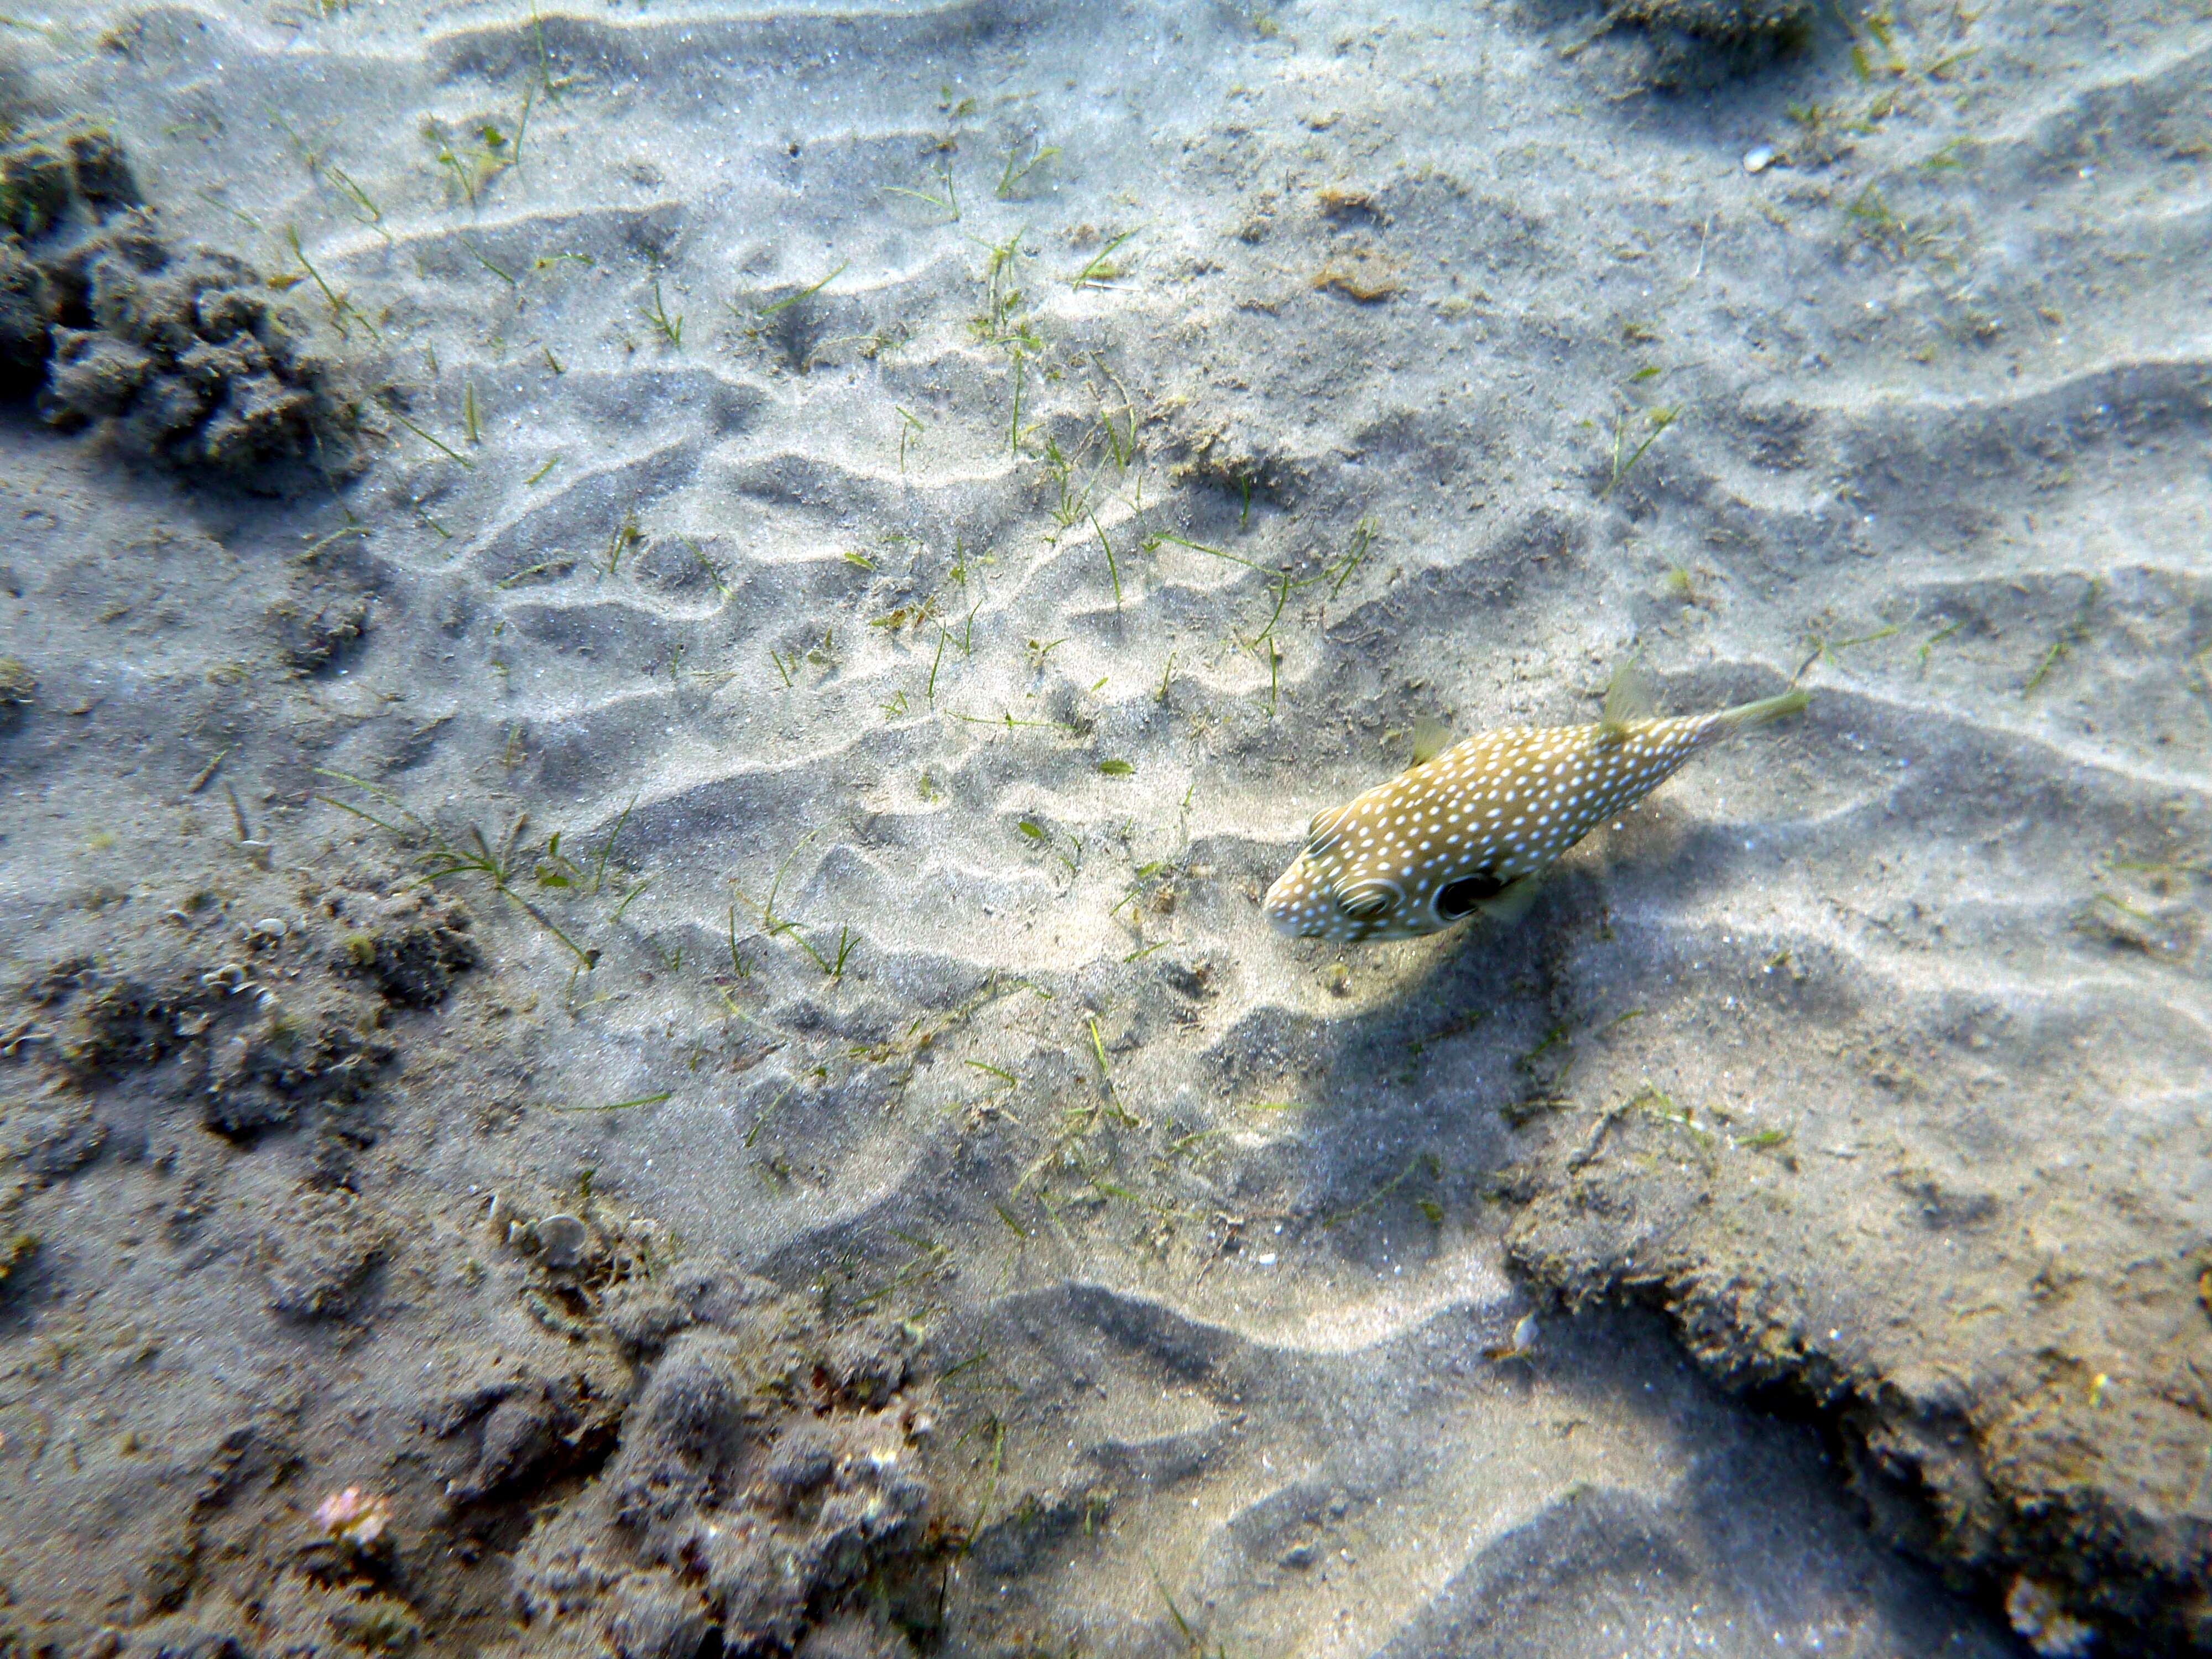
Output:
[{"xmin": 1264, "ymin": 667, "xmax": 1808, "ymax": 942}]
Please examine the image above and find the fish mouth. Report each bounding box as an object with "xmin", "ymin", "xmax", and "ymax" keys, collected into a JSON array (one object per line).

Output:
[
  {"xmin": 1262, "ymin": 868, "xmax": 1311, "ymax": 936},
  {"xmin": 1266, "ymin": 859, "xmax": 1353, "ymax": 937}
]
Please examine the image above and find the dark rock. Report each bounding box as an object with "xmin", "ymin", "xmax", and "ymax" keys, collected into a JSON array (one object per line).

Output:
[
  {"xmin": 815, "ymin": 1321, "xmax": 909, "ymax": 1408},
  {"xmin": 43, "ymin": 327, "xmax": 151, "ymax": 420},
  {"xmin": 1, "ymin": 122, "xmax": 137, "ymax": 238},
  {"xmin": 36, "ymin": 218, "xmax": 168, "ymax": 322},
  {"xmin": 33, "ymin": 235, "xmax": 341, "ymax": 480},
  {"xmin": 462, "ymin": 1392, "xmax": 559, "ymax": 1500},
  {"xmin": 602, "ymin": 1283, "xmax": 692, "ymax": 1357},
  {"xmin": 64, "ymin": 124, "xmax": 139, "ymax": 208},
  {"xmin": 325, "ymin": 1595, "xmax": 422, "ymax": 1654},
  {"xmin": 65, "ymin": 974, "xmax": 203, "ymax": 1077},
  {"xmin": 509, "ymin": 1313, "xmax": 943, "ymax": 1656},
  {"xmin": 425, "ymin": 1373, "xmax": 520, "ymax": 1442},
  {"xmin": 703, "ymin": 1528, "xmax": 799, "ymax": 1644},
  {"xmin": 633, "ymin": 1334, "xmax": 752, "ymax": 1462},
  {"xmin": 763, "ymin": 1425, "xmax": 837, "ymax": 1503},
  {"xmin": 1505, "ymin": 1154, "xmax": 2212, "ymax": 1657}
]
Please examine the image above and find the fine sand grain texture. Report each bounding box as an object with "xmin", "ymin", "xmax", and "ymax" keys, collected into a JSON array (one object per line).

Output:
[{"xmin": 0, "ymin": 1, "xmax": 2206, "ymax": 1655}]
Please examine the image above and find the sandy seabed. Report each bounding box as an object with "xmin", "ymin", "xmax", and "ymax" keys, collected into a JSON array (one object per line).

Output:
[{"xmin": 1, "ymin": 2, "xmax": 2209, "ymax": 1655}]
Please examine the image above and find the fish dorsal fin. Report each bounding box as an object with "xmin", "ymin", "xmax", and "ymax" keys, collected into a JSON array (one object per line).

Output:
[
  {"xmin": 1599, "ymin": 658, "xmax": 1655, "ymax": 741},
  {"xmin": 1408, "ymin": 716, "xmax": 1453, "ymax": 769},
  {"xmin": 1304, "ymin": 804, "xmax": 1349, "ymax": 857}
]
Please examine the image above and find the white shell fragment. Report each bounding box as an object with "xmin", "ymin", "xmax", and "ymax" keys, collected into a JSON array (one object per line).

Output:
[{"xmin": 1743, "ymin": 145, "xmax": 1778, "ymax": 174}]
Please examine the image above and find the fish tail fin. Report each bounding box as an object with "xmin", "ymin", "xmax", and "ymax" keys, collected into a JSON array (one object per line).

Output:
[{"xmin": 1714, "ymin": 687, "xmax": 1810, "ymax": 734}]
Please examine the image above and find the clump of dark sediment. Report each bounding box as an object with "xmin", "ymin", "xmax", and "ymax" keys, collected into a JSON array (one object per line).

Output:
[
  {"xmin": 2, "ymin": 116, "xmax": 360, "ymax": 483},
  {"xmin": 1158, "ymin": 413, "xmax": 1308, "ymax": 511},
  {"xmin": 332, "ymin": 891, "xmax": 479, "ymax": 1006},
  {"xmin": 1565, "ymin": 0, "xmax": 1815, "ymax": 88},
  {"xmin": 1502, "ymin": 1119, "xmax": 2212, "ymax": 1657},
  {"xmin": 273, "ymin": 591, "xmax": 374, "ymax": 676},
  {"xmin": 493, "ymin": 1308, "xmax": 948, "ymax": 1658},
  {"xmin": 25, "ymin": 886, "xmax": 475, "ymax": 1156},
  {"xmin": 321, "ymin": 1190, "xmax": 947, "ymax": 1659},
  {"xmin": 0, "ymin": 656, "xmax": 33, "ymax": 725},
  {"xmin": 0, "ymin": 845, "xmax": 951, "ymax": 1658}
]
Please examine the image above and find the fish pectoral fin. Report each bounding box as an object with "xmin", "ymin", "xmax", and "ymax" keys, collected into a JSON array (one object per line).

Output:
[
  {"xmin": 1408, "ymin": 716, "xmax": 1453, "ymax": 768},
  {"xmin": 1475, "ymin": 873, "xmax": 1545, "ymax": 928}
]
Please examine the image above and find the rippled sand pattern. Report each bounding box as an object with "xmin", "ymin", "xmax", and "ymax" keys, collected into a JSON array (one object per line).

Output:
[{"xmin": 1, "ymin": 1, "xmax": 2206, "ymax": 1654}]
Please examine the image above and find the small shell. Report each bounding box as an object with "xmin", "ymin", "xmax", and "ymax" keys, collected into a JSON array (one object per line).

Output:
[
  {"xmin": 535, "ymin": 1213, "xmax": 588, "ymax": 1270},
  {"xmin": 1743, "ymin": 145, "xmax": 1778, "ymax": 175}
]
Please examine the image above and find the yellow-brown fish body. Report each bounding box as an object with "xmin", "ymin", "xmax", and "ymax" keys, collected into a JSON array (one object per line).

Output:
[{"xmin": 1264, "ymin": 682, "xmax": 1807, "ymax": 943}]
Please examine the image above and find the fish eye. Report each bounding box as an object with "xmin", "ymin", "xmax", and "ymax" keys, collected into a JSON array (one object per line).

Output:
[
  {"xmin": 1436, "ymin": 869, "xmax": 1505, "ymax": 920},
  {"xmin": 1337, "ymin": 879, "xmax": 1398, "ymax": 921}
]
